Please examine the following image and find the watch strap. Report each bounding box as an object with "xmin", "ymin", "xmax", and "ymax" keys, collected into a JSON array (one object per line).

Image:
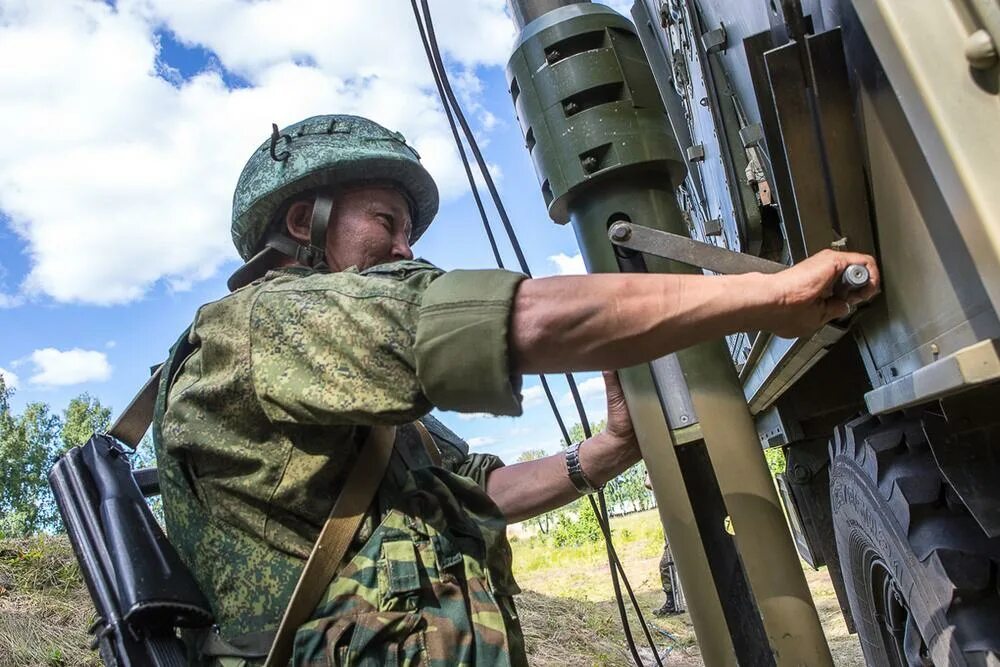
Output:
[{"xmin": 565, "ymin": 441, "xmax": 601, "ymax": 494}]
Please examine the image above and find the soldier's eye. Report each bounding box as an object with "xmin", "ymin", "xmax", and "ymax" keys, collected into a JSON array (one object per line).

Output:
[{"xmin": 375, "ymin": 212, "xmax": 394, "ymax": 229}]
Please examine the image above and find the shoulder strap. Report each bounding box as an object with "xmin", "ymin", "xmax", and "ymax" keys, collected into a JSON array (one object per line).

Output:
[
  {"xmin": 264, "ymin": 425, "xmax": 397, "ymax": 667},
  {"xmin": 413, "ymin": 420, "xmax": 443, "ymax": 467},
  {"xmin": 108, "ymin": 327, "xmax": 196, "ymax": 448}
]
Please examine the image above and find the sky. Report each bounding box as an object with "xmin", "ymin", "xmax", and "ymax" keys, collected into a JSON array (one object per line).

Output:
[{"xmin": 0, "ymin": 0, "xmax": 636, "ymax": 463}]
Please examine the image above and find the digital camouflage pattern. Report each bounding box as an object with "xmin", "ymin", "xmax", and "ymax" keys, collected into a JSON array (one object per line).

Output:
[
  {"xmin": 231, "ymin": 115, "xmax": 439, "ymax": 260},
  {"xmin": 153, "ymin": 260, "xmax": 528, "ymax": 665}
]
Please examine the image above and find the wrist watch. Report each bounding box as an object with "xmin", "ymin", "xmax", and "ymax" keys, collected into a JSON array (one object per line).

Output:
[{"xmin": 565, "ymin": 441, "xmax": 602, "ymax": 495}]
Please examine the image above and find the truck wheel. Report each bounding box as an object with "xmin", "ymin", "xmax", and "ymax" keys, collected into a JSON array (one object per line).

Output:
[{"xmin": 830, "ymin": 414, "xmax": 1000, "ymax": 666}]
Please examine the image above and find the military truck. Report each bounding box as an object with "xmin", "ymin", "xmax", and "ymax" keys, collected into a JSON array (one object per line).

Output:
[
  {"xmin": 48, "ymin": 1, "xmax": 999, "ymax": 665},
  {"xmin": 505, "ymin": 0, "xmax": 1000, "ymax": 664}
]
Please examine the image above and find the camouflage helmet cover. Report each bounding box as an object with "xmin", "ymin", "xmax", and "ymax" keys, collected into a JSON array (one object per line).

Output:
[{"xmin": 231, "ymin": 115, "xmax": 440, "ymax": 261}]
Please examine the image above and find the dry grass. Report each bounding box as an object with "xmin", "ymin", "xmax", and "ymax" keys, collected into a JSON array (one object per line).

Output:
[
  {"xmin": 0, "ymin": 512, "xmax": 863, "ymax": 666},
  {"xmin": 0, "ymin": 536, "xmax": 99, "ymax": 667},
  {"xmin": 511, "ymin": 509, "xmax": 863, "ymax": 666}
]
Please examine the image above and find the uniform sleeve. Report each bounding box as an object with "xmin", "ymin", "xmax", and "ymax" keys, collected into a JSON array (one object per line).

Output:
[
  {"xmin": 249, "ymin": 262, "xmax": 527, "ymax": 425},
  {"xmin": 414, "ymin": 269, "xmax": 527, "ymax": 416},
  {"xmin": 451, "ymin": 452, "xmax": 507, "ymax": 489},
  {"xmin": 420, "ymin": 414, "xmax": 505, "ymax": 488}
]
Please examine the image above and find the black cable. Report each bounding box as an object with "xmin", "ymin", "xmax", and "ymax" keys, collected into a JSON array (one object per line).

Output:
[
  {"xmin": 409, "ymin": 0, "xmax": 505, "ymax": 269},
  {"xmin": 567, "ymin": 376, "xmax": 647, "ymax": 664},
  {"xmin": 417, "ymin": 0, "xmax": 531, "ymax": 275},
  {"xmin": 413, "ymin": 0, "xmax": 616, "ymax": 476},
  {"xmin": 548, "ymin": 376, "xmax": 662, "ymax": 667},
  {"xmin": 412, "ymin": 3, "xmax": 663, "ymax": 664}
]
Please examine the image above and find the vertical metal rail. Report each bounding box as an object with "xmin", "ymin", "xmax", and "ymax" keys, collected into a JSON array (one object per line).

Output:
[{"xmin": 505, "ymin": 2, "xmax": 833, "ymax": 665}]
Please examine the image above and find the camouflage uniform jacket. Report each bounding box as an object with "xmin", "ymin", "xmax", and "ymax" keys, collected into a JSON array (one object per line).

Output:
[{"xmin": 152, "ymin": 260, "xmax": 529, "ymax": 665}]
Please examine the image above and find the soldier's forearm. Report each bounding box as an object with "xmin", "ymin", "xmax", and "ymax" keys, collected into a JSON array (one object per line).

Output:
[
  {"xmin": 486, "ymin": 431, "xmax": 640, "ymax": 524},
  {"xmin": 508, "ymin": 272, "xmax": 771, "ymax": 374}
]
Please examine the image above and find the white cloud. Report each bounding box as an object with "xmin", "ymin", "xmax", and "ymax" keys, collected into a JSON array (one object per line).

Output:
[
  {"xmin": 561, "ymin": 376, "xmax": 605, "ymax": 404},
  {"xmin": 457, "ymin": 412, "xmax": 493, "ymax": 421},
  {"xmin": 0, "ymin": 292, "xmax": 23, "ymax": 308},
  {"xmin": 0, "ymin": 367, "xmax": 19, "ymax": 389},
  {"xmin": 522, "ymin": 384, "xmax": 545, "ymax": 408},
  {"xmin": 548, "ymin": 252, "xmax": 586, "ymax": 276},
  {"xmin": 466, "ymin": 436, "xmax": 496, "ymax": 448},
  {"xmin": 0, "ymin": 0, "xmax": 513, "ymax": 305},
  {"xmin": 27, "ymin": 348, "xmax": 112, "ymax": 386}
]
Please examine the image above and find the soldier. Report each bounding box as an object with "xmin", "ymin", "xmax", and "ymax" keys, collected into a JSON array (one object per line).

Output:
[
  {"xmin": 153, "ymin": 114, "xmax": 878, "ymax": 666},
  {"xmin": 645, "ymin": 472, "xmax": 681, "ymax": 616}
]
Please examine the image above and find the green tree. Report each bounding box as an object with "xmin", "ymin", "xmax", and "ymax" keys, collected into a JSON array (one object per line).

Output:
[
  {"xmin": 560, "ymin": 419, "xmax": 607, "ymax": 448},
  {"xmin": 61, "ymin": 392, "xmax": 111, "ymax": 452},
  {"xmin": 764, "ymin": 447, "xmax": 786, "ymax": 476},
  {"xmin": 0, "ymin": 379, "xmax": 63, "ymax": 536},
  {"xmin": 551, "ymin": 503, "xmax": 602, "ymax": 547},
  {"xmin": 605, "ymin": 461, "xmax": 653, "ymax": 515},
  {"xmin": 516, "ymin": 448, "xmax": 546, "ymax": 464}
]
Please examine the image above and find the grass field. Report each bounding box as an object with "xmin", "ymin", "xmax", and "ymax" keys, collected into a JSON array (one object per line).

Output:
[
  {"xmin": 510, "ymin": 509, "xmax": 864, "ymax": 666},
  {"xmin": 0, "ymin": 511, "xmax": 862, "ymax": 666}
]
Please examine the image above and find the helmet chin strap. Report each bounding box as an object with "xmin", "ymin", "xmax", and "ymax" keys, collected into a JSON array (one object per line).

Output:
[
  {"xmin": 307, "ymin": 194, "xmax": 334, "ymax": 268},
  {"xmin": 263, "ymin": 193, "xmax": 335, "ymax": 270}
]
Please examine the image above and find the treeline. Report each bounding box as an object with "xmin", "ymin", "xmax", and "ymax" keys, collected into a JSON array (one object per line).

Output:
[
  {"xmin": 515, "ymin": 419, "xmax": 656, "ymax": 540},
  {"xmin": 0, "ymin": 377, "xmax": 133, "ymax": 537}
]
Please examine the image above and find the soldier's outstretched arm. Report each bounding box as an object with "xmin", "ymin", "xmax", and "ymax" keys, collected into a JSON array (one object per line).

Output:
[
  {"xmin": 509, "ymin": 249, "xmax": 878, "ymax": 374},
  {"xmin": 486, "ymin": 250, "xmax": 877, "ymax": 522}
]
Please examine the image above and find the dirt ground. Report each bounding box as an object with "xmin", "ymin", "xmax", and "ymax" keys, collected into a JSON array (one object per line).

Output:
[{"xmin": 512, "ymin": 510, "xmax": 863, "ymax": 666}]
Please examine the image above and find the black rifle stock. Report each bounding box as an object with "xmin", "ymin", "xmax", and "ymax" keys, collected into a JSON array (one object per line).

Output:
[{"xmin": 49, "ymin": 433, "xmax": 212, "ymax": 666}]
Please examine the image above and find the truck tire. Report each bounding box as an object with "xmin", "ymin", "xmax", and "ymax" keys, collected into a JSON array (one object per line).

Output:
[{"xmin": 830, "ymin": 414, "xmax": 1000, "ymax": 666}]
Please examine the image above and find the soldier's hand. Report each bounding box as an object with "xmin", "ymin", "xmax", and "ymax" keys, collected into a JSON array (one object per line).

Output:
[
  {"xmin": 602, "ymin": 370, "xmax": 638, "ymax": 454},
  {"xmin": 762, "ymin": 249, "xmax": 880, "ymax": 339}
]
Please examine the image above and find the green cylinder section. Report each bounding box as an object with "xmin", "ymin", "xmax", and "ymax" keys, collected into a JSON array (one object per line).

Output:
[
  {"xmin": 506, "ymin": 3, "xmax": 686, "ymax": 225},
  {"xmin": 506, "ymin": 4, "xmax": 834, "ymax": 665}
]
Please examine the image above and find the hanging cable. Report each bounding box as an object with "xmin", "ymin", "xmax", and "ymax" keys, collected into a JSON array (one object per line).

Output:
[
  {"xmin": 410, "ymin": 3, "xmax": 665, "ymax": 664},
  {"xmin": 409, "ymin": 0, "xmax": 504, "ymax": 269}
]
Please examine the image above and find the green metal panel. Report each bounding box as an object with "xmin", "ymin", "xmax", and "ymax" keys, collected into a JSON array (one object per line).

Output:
[{"xmin": 507, "ymin": 3, "xmax": 833, "ymax": 664}]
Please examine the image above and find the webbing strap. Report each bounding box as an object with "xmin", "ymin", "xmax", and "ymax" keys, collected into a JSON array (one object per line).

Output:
[
  {"xmin": 413, "ymin": 420, "xmax": 443, "ymax": 467},
  {"xmin": 263, "ymin": 425, "xmax": 397, "ymax": 667},
  {"xmin": 308, "ymin": 194, "xmax": 334, "ymax": 268},
  {"xmin": 107, "ymin": 366, "xmax": 163, "ymax": 447}
]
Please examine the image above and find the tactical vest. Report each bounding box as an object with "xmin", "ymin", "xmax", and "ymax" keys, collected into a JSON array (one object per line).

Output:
[{"xmin": 153, "ymin": 331, "xmax": 526, "ymax": 666}]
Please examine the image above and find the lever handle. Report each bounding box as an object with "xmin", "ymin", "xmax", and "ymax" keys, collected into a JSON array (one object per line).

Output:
[{"xmin": 841, "ymin": 264, "xmax": 870, "ymax": 290}]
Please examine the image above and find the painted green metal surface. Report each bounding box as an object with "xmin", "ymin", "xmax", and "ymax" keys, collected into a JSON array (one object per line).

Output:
[{"xmin": 506, "ymin": 3, "xmax": 833, "ymax": 664}]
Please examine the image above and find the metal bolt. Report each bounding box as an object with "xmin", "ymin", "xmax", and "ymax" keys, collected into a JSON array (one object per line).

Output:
[
  {"xmin": 842, "ymin": 264, "xmax": 870, "ymax": 289},
  {"xmin": 582, "ymin": 156, "xmax": 599, "ymax": 173},
  {"xmin": 931, "ymin": 343, "xmax": 940, "ymax": 358},
  {"xmin": 965, "ymin": 29, "xmax": 998, "ymax": 70},
  {"xmin": 609, "ymin": 223, "xmax": 632, "ymax": 243},
  {"xmin": 564, "ymin": 101, "xmax": 579, "ymax": 115},
  {"xmin": 699, "ymin": 97, "xmax": 709, "ymax": 107},
  {"xmin": 680, "ymin": 414, "xmax": 690, "ymax": 424}
]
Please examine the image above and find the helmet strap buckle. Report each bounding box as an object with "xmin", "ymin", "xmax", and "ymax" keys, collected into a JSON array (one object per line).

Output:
[{"xmin": 306, "ymin": 194, "xmax": 334, "ymax": 269}]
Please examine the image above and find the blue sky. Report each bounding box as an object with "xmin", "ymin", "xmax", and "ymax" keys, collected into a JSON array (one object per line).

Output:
[{"xmin": 0, "ymin": 0, "xmax": 631, "ymax": 462}]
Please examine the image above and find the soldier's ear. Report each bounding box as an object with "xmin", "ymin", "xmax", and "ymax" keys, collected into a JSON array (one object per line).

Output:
[{"xmin": 284, "ymin": 199, "xmax": 313, "ymax": 244}]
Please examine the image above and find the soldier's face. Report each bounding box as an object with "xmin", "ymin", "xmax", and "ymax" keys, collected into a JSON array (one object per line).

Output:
[{"xmin": 323, "ymin": 186, "xmax": 414, "ymax": 272}]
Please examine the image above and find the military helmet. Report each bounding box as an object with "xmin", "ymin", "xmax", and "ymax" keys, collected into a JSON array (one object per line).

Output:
[{"xmin": 231, "ymin": 114, "xmax": 440, "ymax": 262}]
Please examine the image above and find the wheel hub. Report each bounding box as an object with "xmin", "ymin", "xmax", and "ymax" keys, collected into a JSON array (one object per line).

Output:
[{"xmin": 870, "ymin": 558, "xmax": 932, "ymax": 667}]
